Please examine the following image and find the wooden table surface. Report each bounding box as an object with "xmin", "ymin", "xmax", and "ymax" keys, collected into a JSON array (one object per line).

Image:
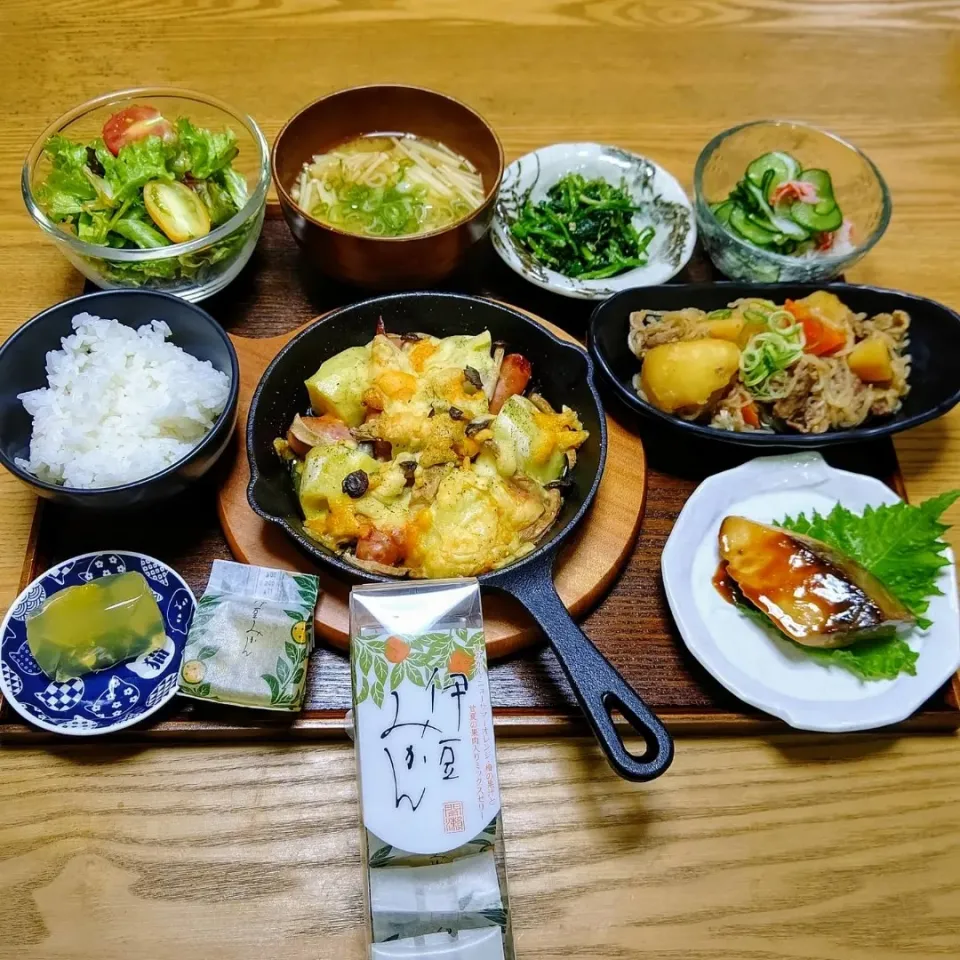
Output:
[{"xmin": 2, "ymin": 3, "xmax": 960, "ymax": 958}]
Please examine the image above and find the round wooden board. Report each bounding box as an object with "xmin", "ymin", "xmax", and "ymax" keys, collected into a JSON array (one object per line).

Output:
[{"xmin": 216, "ymin": 307, "xmax": 647, "ymax": 659}]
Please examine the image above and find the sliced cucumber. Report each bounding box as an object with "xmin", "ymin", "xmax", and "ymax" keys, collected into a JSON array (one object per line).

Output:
[
  {"xmin": 742, "ymin": 179, "xmax": 778, "ymax": 220},
  {"xmin": 767, "ymin": 212, "xmax": 811, "ymax": 241},
  {"xmin": 741, "ymin": 180, "xmax": 810, "ymax": 241},
  {"xmin": 797, "ymin": 168, "xmax": 835, "ymax": 203},
  {"xmin": 729, "ymin": 205, "xmax": 778, "ymax": 246},
  {"xmin": 745, "ymin": 211, "xmax": 786, "ymax": 244},
  {"xmin": 746, "ymin": 152, "xmax": 801, "ymax": 197},
  {"xmin": 790, "ymin": 199, "xmax": 842, "ymax": 233},
  {"xmin": 711, "ymin": 200, "xmax": 735, "ymax": 225}
]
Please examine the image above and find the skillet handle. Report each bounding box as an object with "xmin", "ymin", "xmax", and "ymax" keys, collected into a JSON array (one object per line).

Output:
[{"xmin": 494, "ymin": 562, "xmax": 674, "ymax": 783}]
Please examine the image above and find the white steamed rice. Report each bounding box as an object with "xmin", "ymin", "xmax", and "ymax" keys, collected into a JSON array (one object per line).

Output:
[{"xmin": 16, "ymin": 312, "xmax": 231, "ymax": 489}]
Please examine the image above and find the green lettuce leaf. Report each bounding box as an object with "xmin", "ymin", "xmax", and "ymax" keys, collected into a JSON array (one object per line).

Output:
[
  {"xmin": 33, "ymin": 119, "xmax": 252, "ymax": 285},
  {"xmin": 735, "ymin": 599, "xmax": 918, "ymax": 682},
  {"xmin": 43, "ymin": 133, "xmax": 89, "ymax": 171},
  {"xmin": 805, "ymin": 638, "xmax": 919, "ymax": 681},
  {"xmin": 112, "ymin": 213, "xmax": 170, "ymax": 249},
  {"xmin": 780, "ymin": 490, "xmax": 960, "ymax": 629},
  {"xmin": 76, "ymin": 210, "xmax": 113, "ymax": 244},
  {"xmin": 175, "ymin": 117, "xmax": 238, "ymax": 180},
  {"xmin": 99, "ymin": 136, "xmax": 176, "ymax": 204},
  {"xmin": 35, "ymin": 135, "xmax": 98, "ymax": 219},
  {"xmin": 213, "ymin": 166, "xmax": 248, "ymax": 209},
  {"xmin": 92, "ymin": 214, "xmax": 256, "ymax": 287},
  {"xmin": 194, "ymin": 179, "xmax": 238, "ymax": 226}
]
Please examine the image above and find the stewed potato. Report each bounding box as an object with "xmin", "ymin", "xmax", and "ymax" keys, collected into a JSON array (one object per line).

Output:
[{"xmin": 639, "ymin": 339, "xmax": 740, "ymax": 415}]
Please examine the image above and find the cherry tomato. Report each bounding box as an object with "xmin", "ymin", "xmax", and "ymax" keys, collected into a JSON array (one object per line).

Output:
[
  {"xmin": 143, "ymin": 180, "xmax": 211, "ymax": 244},
  {"xmin": 102, "ymin": 106, "xmax": 174, "ymax": 156}
]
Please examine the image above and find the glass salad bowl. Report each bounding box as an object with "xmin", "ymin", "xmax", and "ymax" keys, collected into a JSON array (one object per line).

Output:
[
  {"xmin": 694, "ymin": 120, "xmax": 891, "ymax": 283},
  {"xmin": 22, "ymin": 87, "xmax": 269, "ymax": 302}
]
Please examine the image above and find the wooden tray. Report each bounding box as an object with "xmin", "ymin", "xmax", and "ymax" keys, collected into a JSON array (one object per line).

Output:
[
  {"xmin": 219, "ymin": 314, "xmax": 646, "ymax": 659},
  {"xmin": 2, "ymin": 207, "xmax": 958, "ymax": 741}
]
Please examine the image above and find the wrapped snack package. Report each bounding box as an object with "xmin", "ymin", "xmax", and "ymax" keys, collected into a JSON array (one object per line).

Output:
[
  {"xmin": 26, "ymin": 571, "xmax": 165, "ymax": 682},
  {"xmin": 350, "ymin": 579, "xmax": 514, "ymax": 960},
  {"xmin": 371, "ymin": 930, "xmax": 505, "ymax": 960},
  {"xmin": 178, "ymin": 561, "xmax": 319, "ymax": 710}
]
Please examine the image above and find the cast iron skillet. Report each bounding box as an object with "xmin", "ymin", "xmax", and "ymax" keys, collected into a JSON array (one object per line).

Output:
[
  {"xmin": 247, "ymin": 292, "xmax": 673, "ymax": 782},
  {"xmin": 589, "ymin": 282, "xmax": 960, "ymax": 448}
]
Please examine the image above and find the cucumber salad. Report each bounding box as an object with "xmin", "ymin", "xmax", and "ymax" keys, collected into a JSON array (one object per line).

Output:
[
  {"xmin": 33, "ymin": 105, "xmax": 252, "ymax": 286},
  {"xmin": 710, "ymin": 152, "xmax": 853, "ymax": 258}
]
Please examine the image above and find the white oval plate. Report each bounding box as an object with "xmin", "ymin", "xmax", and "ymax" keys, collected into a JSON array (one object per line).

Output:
[
  {"xmin": 661, "ymin": 452, "xmax": 960, "ymax": 732},
  {"xmin": 492, "ymin": 142, "xmax": 696, "ymax": 300}
]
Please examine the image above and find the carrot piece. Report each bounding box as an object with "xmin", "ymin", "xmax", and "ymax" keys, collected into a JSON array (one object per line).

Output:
[
  {"xmin": 785, "ymin": 299, "xmax": 846, "ymax": 356},
  {"xmin": 741, "ymin": 402, "xmax": 760, "ymax": 428}
]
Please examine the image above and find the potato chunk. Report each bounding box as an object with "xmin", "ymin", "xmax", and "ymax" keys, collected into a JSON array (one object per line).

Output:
[
  {"xmin": 793, "ymin": 290, "xmax": 854, "ymax": 327},
  {"xmin": 703, "ymin": 313, "xmax": 745, "ymax": 342},
  {"xmin": 848, "ymin": 337, "xmax": 893, "ymax": 383},
  {"xmin": 640, "ymin": 339, "xmax": 740, "ymax": 415}
]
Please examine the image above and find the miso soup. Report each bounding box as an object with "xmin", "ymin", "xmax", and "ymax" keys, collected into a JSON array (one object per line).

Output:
[{"xmin": 291, "ymin": 134, "xmax": 484, "ymax": 238}]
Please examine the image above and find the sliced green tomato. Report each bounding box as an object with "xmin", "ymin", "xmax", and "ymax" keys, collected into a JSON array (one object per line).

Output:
[
  {"xmin": 790, "ymin": 199, "xmax": 842, "ymax": 233},
  {"xmin": 797, "ymin": 168, "xmax": 835, "ymax": 203},
  {"xmin": 143, "ymin": 180, "xmax": 211, "ymax": 243},
  {"xmin": 711, "ymin": 200, "xmax": 735, "ymax": 225},
  {"xmin": 746, "ymin": 152, "xmax": 801, "ymax": 196},
  {"xmin": 729, "ymin": 205, "xmax": 778, "ymax": 246}
]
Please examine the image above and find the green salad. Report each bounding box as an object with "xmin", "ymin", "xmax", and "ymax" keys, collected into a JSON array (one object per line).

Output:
[
  {"xmin": 34, "ymin": 104, "xmax": 253, "ymax": 287},
  {"xmin": 710, "ymin": 151, "xmax": 852, "ymax": 258}
]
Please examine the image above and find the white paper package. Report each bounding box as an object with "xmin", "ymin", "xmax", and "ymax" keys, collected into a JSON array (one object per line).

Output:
[{"xmin": 350, "ymin": 579, "xmax": 514, "ymax": 960}]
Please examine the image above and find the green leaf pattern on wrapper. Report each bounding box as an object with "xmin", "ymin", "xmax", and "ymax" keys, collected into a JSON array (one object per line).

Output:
[
  {"xmin": 178, "ymin": 563, "xmax": 318, "ymax": 710},
  {"xmin": 259, "ymin": 638, "xmax": 309, "ymax": 707},
  {"xmin": 365, "ymin": 817, "xmax": 499, "ymax": 868},
  {"xmin": 352, "ymin": 630, "xmax": 486, "ymax": 705}
]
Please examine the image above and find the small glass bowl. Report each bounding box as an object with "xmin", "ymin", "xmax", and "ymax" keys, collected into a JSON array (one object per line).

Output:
[
  {"xmin": 22, "ymin": 87, "xmax": 269, "ymax": 302},
  {"xmin": 694, "ymin": 120, "xmax": 891, "ymax": 283}
]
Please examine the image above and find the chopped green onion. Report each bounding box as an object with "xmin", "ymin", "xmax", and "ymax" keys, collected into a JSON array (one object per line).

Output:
[{"xmin": 739, "ymin": 310, "xmax": 806, "ymax": 400}]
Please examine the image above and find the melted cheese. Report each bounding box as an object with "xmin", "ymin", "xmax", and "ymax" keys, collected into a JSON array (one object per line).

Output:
[
  {"xmin": 411, "ymin": 469, "xmax": 540, "ymax": 578},
  {"xmin": 296, "ymin": 328, "xmax": 589, "ymax": 578}
]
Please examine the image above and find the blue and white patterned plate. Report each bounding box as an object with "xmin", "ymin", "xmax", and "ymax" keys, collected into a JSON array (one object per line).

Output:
[{"xmin": 0, "ymin": 552, "xmax": 195, "ymax": 736}]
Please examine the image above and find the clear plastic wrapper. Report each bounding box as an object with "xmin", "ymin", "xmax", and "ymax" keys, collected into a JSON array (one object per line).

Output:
[
  {"xmin": 178, "ymin": 560, "xmax": 319, "ymax": 710},
  {"xmin": 350, "ymin": 579, "xmax": 514, "ymax": 960}
]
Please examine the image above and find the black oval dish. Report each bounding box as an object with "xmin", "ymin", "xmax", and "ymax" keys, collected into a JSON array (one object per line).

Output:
[
  {"xmin": 247, "ymin": 291, "xmax": 673, "ymax": 782},
  {"xmin": 0, "ymin": 290, "xmax": 239, "ymax": 509},
  {"xmin": 588, "ymin": 282, "xmax": 960, "ymax": 448}
]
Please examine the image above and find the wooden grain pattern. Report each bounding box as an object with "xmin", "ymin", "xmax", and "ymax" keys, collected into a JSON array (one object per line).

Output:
[
  {"xmin": 3, "ymin": 734, "xmax": 960, "ymax": 960},
  {"xmin": 6, "ymin": 217, "xmax": 955, "ymax": 743},
  {"xmin": 3, "ymin": 2, "xmax": 960, "ymax": 956},
  {"xmin": 219, "ymin": 306, "xmax": 647, "ymax": 657}
]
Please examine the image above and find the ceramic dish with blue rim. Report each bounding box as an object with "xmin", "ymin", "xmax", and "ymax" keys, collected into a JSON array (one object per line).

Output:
[
  {"xmin": 492, "ymin": 142, "xmax": 696, "ymax": 300},
  {"xmin": 0, "ymin": 551, "xmax": 194, "ymax": 736}
]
